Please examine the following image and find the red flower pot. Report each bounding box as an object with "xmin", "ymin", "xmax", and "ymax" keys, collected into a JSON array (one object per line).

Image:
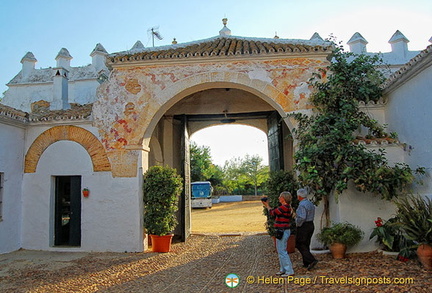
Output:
[
  {"xmin": 150, "ymin": 234, "xmax": 174, "ymax": 253},
  {"xmin": 82, "ymin": 189, "xmax": 89, "ymax": 197},
  {"xmin": 417, "ymin": 244, "xmax": 432, "ymax": 270},
  {"xmin": 272, "ymin": 234, "xmax": 296, "ymax": 253}
]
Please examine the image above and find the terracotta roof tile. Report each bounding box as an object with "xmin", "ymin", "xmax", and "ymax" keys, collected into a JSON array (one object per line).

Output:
[
  {"xmin": 28, "ymin": 104, "xmax": 93, "ymax": 122},
  {"xmin": 107, "ymin": 36, "xmax": 331, "ymax": 65},
  {"xmin": 0, "ymin": 103, "xmax": 93, "ymax": 123},
  {"xmin": 0, "ymin": 103, "xmax": 28, "ymax": 123},
  {"xmin": 383, "ymin": 44, "xmax": 432, "ymax": 91},
  {"xmin": 353, "ymin": 137, "xmax": 398, "ymax": 146}
]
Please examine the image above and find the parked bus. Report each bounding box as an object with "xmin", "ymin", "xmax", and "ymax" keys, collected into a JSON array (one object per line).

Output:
[{"xmin": 191, "ymin": 181, "xmax": 212, "ymax": 208}]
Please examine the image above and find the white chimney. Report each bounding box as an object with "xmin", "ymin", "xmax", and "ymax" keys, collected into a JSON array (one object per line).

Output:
[
  {"xmin": 90, "ymin": 43, "xmax": 108, "ymax": 72},
  {"xmin": 51, "ymin": 67, "xmax": 70, "ymax": 110},
  {"xmin": 347, "ymin": 32, "xmax": 368, "ymax": 54},
  {"xmin": 20, "ymin": 52, "xmax": 37, "ymax": 79},
  {"xmin": 389, "ymin": 30, "xmax": 409, "ymax": 58},
  {"xmin": 55, "ymin": 48, "xmax": 72, "ymax": 70}
]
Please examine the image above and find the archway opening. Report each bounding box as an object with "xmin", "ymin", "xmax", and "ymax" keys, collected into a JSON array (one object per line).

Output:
[
  {"xmin": 189, "ymin": 124, "xmax": 269, "ymax": 234},
  {"xmin": 146, "ymin": 87, "xmax": 294, "ymax": 240}
]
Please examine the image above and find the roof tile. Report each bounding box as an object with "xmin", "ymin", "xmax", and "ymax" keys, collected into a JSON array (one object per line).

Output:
[{"xmin": 107, "ymin": 36, "xmax": 331, "ymax": 65}]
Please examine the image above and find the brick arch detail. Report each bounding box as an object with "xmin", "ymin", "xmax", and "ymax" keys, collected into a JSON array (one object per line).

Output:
[{"xmin": 24, "ymin": 125, "xmax": 111, "ymax": 173}]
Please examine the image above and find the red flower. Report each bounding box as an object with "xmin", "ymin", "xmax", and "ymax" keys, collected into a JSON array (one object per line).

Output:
[
  {"xmin": 397, "ymin": 255, "xmax": 409, "ymax": 262},
  {"xmin": 374, "ymin": 217, "xmax": 383, "ymax": 227}
]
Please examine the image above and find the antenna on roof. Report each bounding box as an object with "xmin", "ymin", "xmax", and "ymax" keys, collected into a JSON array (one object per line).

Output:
[{"xmin": 148, "ymin": 27, "xmax": 163, "ymax": 47}]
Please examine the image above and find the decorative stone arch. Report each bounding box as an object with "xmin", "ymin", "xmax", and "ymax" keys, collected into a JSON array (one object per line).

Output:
[
  {"xmin": 24, "ymin": 125, "xmax": 111, "ymax": 173},
  {"xmin": 139, "ymin": 71, "xmax": 296, "ymax": 149}
]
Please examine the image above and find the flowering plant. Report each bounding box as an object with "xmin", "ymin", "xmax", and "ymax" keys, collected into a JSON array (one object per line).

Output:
[{"xmin": 370, "ymin": 216, "xmax": 413, "ymax": 253}]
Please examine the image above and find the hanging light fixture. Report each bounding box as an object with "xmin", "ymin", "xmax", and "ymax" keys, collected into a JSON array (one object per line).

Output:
[{"xmin": 220, "ymin": 110, "xmax": 236, "ymax": 123}]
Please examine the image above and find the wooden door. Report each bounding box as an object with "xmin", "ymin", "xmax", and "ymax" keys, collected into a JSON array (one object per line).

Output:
[
  {"xmin": 180, "ymin": 115, "xmax": 191, "ymax": 241},
  {"xmin": 54, "ymin": 176, "xmax": 81, "ymax": 246},
  {"xmin": 267, "ymin": 111, "xmax": 284, "ymax": 172}
]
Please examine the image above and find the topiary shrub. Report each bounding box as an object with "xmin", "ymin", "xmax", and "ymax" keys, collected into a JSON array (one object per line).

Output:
[{"xmin": 143, "ymin": 165, "xmax": 183, "ymax": 236}]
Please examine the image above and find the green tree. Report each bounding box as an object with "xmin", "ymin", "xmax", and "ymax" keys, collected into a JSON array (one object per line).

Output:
[
  {"xmin": 206, "ymin": 164, "xmax": 225, "ymax": 191},
  {"xmin": 190, "ymin": 142, "xmax": 225, "ymax": 194},
  {"xmin": 223, "ymin": 155, "xmax": 269, "ymax": 195},
  {"xmin": 190, "ymin": 142, "xmax": 213, "ymax": 182},
  {"xmin": 291, "ymin": 42, "xmax": 424, "ymax": 226}
]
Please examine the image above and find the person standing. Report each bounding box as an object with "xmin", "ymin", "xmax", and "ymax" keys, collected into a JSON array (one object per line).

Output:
[
  {"xmin": 262, "ymin": 192, "xmax": 295, "ymax": 277},
  {"xmin": 295, "ymin": 188, "xmax": 318, "ymax": 270}
]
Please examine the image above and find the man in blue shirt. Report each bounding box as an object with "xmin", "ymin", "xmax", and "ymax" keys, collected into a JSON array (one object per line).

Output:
[{"xmin": 295, "ymin": 188, "xmax": 318, "ymax": 270}]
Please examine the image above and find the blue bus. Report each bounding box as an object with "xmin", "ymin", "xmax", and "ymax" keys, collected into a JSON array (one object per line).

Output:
[{"xmin": 191, "ymin": 181, "xmax": 213, "ymax": 208}]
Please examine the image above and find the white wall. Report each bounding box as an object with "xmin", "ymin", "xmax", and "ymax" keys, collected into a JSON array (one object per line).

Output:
[
  {"xmin": 2, "ymin": 79, "xmax": 99, "ymax": 112},
  {"xmin": 311, "ymin": 183, "xmax": 398, "ymax": 253},
  {"xmin": 21, "ymin": 133, "xmax": 143, "ymax": 252},
  {"xmin": 2, "ymin": 84, "xmax": 52, "ymax": 112},
  {"xmin": 68, "ymin": 79, "xmax": 100, "ymax": 105},
  {"xmin": 385, "ymin": 65, "xmax": 432, "ymax": 195},
  {"xmin": 0, "ymin": 123, "xmax": 25, "ymax": 253}
]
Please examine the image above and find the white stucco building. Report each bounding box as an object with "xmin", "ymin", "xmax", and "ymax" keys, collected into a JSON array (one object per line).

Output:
[{"xmin": 0, "ymin": 22, "xmax": 431, "ymax": 254}]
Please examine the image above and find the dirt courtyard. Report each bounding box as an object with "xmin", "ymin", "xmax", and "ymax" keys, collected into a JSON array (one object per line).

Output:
[{"xmin": 191, "ymin": 200, "xmax": 267, "ymax": 234}]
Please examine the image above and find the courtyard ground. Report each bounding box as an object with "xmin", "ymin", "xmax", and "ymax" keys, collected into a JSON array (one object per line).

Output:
[
  {"xmin": 0, "ymin": 201, "xmax": 431, "ymax": 292},
  {"xmin": 191, "ymin": 200, "xmax": 267, "ymax": 234}
]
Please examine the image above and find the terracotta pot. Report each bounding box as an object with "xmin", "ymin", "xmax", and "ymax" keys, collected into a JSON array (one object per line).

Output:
[
  {"xmin": 272, "ymin": 234, "xmax": 296, "ymax": 253},
  {"xmin": 330, "ymin": 243, "xmax": 347, "ymax": 259},
  {"xmin": 150, "ymin": 234, "xmax": 173, "ymax": 253},
  {"xmin": 287, "ymin": 235, "xmax": 296, "ymax": 253},
  {"xmin": 417, "ymin": 244, "xmax": 432, "ymax": 270}
]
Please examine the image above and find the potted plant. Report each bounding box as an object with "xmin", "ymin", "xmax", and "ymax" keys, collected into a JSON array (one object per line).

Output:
[
  {"xmin": 82, "ymin": 187, "xmax": 90, "ymax": 197},
  {"xmin": 317, "ymin": 222, "xmax": 364, "ymax": 258},
  {"xmin": 369, "ymin": 216, "xmax": 414, "ymax": 256},
  {"xmin": 394, "ymin": 194, "xmax": 432, "ymax": 270},
  {"xmin": 143, "ymin": 165, "xmax": 183, "ymax": 252},
  {"xmin": 263, "ymin": 170, "xmax": 299, "ymax": 253}
]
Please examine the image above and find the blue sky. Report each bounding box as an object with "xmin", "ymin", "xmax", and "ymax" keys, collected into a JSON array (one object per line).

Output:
[{"xmin": 0, "ymin": 0, "xmax": 431, "ymax": 165}]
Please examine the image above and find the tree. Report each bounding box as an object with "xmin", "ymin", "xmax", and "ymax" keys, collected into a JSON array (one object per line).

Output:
[
  {"xmin": 190, "ymin": 142, "xmax": 225, "ymax": 194},
  {"xmin": 290, "ymin": 42, "xmax": 424, "ymax": 226},
  {"xmin": 190, "ymin": 142, "xmax": 213, "ymax": 182},
  {"xmin": 241, "ymin": 155, "xmax": 269, "ymax": 196},
  {"xmin": 223, "ymin": 155, "xmax": 269, "ymax": 195}
]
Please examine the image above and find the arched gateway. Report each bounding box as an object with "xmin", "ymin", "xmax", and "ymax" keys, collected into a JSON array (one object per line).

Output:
[
  {"xmin": 93, "ymin": 35, "xmax": 332, "ymax": 241},
  {"xmin": 2, "ymin": 23, "xmax": 430, "ymax": 254}
]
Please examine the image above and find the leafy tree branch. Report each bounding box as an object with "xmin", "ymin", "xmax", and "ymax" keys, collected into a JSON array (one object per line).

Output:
[{"xmin": 290, "ymin": 43, "xmax": 424, "ymax": 225}]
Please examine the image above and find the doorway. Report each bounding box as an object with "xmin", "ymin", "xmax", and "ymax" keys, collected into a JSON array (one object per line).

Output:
[{"xmin": 54, "ymin": 176, "xmax": 81, "ymax": 246}]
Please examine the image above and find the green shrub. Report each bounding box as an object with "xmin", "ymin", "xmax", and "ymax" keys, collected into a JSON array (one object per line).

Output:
[
  {"xmin": 143, "ymin": 166, "xmax": 183, "ymax": 236},
  {"xmin": 394, "ymin": 194, "xmax": 432, "ymax": 245},
  {"xmin": 317, "ymin": 222, "xmax": 364, "ymax": 247}
]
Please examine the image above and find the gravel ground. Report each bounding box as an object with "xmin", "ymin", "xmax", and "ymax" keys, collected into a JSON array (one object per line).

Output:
[
  {"xmin": 0, "ymin": 234, "xmax": 431, "ymax": 293},
  {"xmin": 191, "ymin": 201, "xmax": 267, "ymax": 233}
]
